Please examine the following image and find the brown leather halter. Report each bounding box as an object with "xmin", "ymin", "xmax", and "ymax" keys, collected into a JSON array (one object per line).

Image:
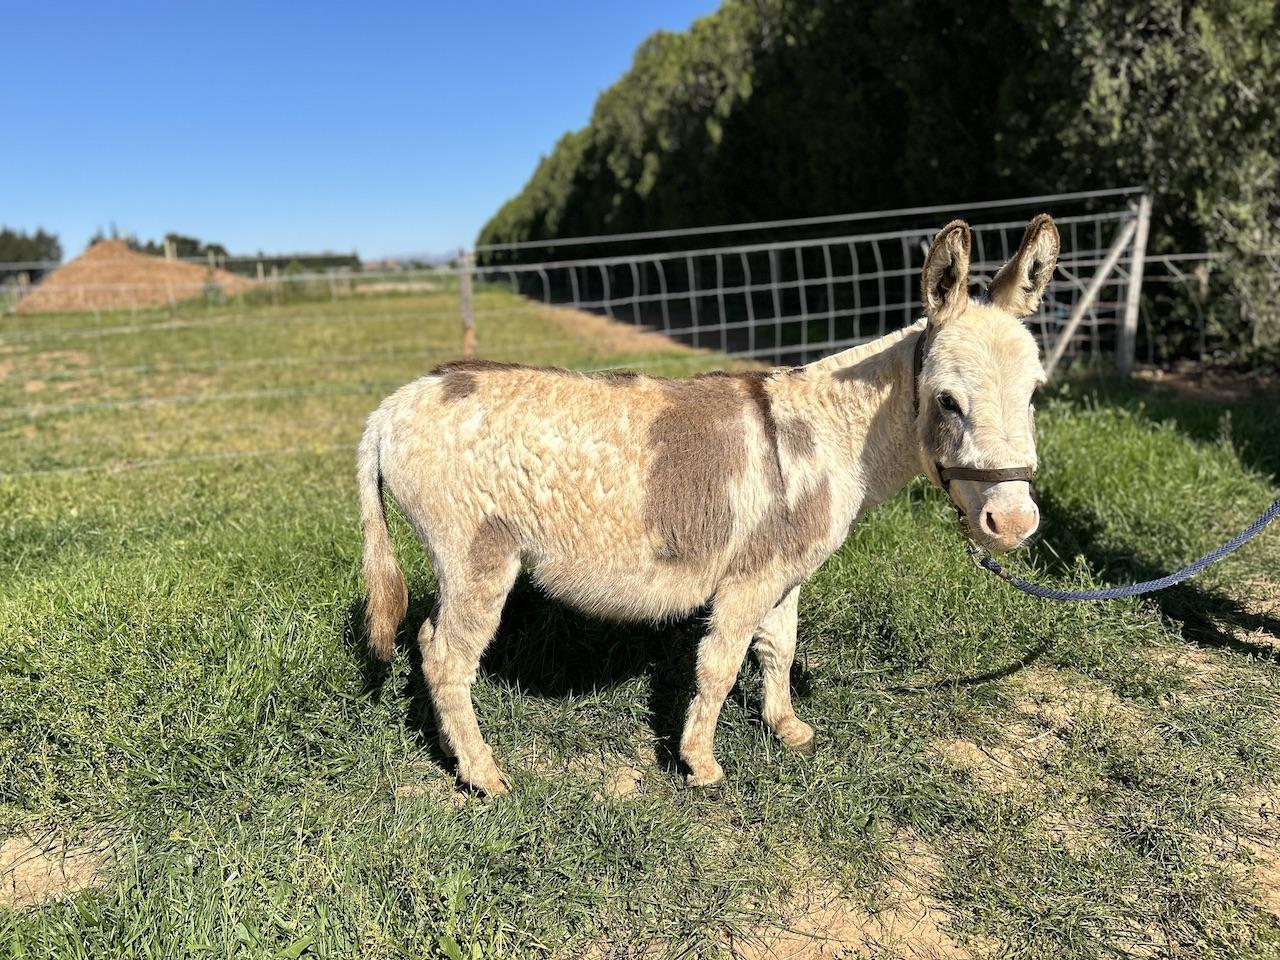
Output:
[{"xmin": 911, "ymin": 329, "xmax": 1037, "ymax": 503}]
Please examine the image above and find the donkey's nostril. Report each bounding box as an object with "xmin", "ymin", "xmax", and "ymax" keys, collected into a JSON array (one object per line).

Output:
[{"xmin": 981, "ymin": 504, "xmax": 1040, "ymax": 545}]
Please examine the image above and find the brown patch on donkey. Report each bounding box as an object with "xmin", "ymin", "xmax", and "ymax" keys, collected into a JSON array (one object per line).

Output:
[{"xmin": 645, "ymin": 374, "xmax": 753, "ymax": 564}]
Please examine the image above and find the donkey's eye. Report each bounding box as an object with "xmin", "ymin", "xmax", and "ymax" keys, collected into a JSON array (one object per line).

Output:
[{"xmin": 937, "ymin": 392, "xmax": 962, "ymax": 415}]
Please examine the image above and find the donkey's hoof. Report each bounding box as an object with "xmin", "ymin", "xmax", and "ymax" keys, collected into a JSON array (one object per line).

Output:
[
  {"xmin": 460, "ymin": 763, "xmax": 510, "ymax": 797},
  {"xmin": 473, "ymin": 773, "xmax": 510, "ymax": 798},
  {"xmin": 685, "ymin": 760, "xmax": 725, "ymax": 789},
  {"xmin": 777, "ymin": 719, "xmax": 816, "ymax": 755}
]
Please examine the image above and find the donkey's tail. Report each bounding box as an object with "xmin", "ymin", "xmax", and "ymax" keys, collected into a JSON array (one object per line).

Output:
[{"xmin": 357, "ymin": 410, "xmax": 408, "ymax": 661}]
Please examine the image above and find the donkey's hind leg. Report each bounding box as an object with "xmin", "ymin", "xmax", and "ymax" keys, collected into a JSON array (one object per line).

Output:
[
  {"xmin": 752, "ymin": 586, "xmax": 815, "ymax": 754},
  {"xmin": 419, "ymin": 532, "xmax": 519, "ymax": 796}
]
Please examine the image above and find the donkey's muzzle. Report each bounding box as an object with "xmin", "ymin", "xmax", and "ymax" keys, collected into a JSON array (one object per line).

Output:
[
  {"xmin": 934, "ymin": 461, "xmax": 1039, "ymax": 552},
  {"xmin": 977, "ymin": 501, "xmax": 1040, "ymax": 551}
]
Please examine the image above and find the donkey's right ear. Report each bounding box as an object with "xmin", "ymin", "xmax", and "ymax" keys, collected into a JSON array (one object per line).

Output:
[
  {"xmin": 987, "ymin": 213, "xmax": 1060, "ymax": 317},
  {"xmin": 921, "ymin": 219, "xmax": 971, "ymax": 325}
]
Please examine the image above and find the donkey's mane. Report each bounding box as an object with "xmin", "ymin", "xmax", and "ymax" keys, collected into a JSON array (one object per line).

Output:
[{"xmin": 799, "ymin": 317, "xmax": 926, "ymax": 375}]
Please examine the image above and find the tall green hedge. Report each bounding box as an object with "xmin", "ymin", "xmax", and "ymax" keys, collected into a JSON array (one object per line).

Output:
[{"xmin": 478, "ymin": 0, "xmax": 1279, "ymax": 362}]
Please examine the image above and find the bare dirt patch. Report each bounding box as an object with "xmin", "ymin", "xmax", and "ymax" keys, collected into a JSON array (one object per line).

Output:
[
  {"xmin": 1037, "ymin": 811, "xmax": 1100, "ymax": 854},
  {"xmin": 516, "ymin": 740, "xmax": 659, "ymax": 800},
  {"xmin": 1236, "ymin": 788, "xmax": 1280, "ymax": 917},
  {"xmin": 1012, "ymin": 666, "xmax": 1141, "ymax": 732},
  {"xmin": 1162, "ymin": 579, "xmax": 1280, "ymax": 654},
  {"xmin": 727, "ymin": 839, "xmax": 983, "ymax": 959},
  {"xmin": 591, "ymin": 744, "xmax": 660, "ymax": 799},
  {"xmin": 935, "ymin": 721, "xmax": 1098, "ymax": 854},
  {"xmin": 17, "ymin": 240, "xmax": 255, "ymax": 314},
  {"xmin": 1133, "ymin": 363, "xmax": 1280, "ymax": 403},
  {"xmin": 1228, "ymin": 580, "xmax": 1280, "ymax": 651},
  {"xmin": 598, "ymin": 765, "xmax": 645, "ymax": 800},
  {"xmin": 31, "ymin": 350, "xmax": 92, "ymax": 373},
  {"xmin": 393, "ymin": 771, "xmax": 469, "ymax": 809},
  {"xmin": 0, "ymin": 831, "xmax": 106, "ymax": 910},
  {"xmin": 934, "ymin": 720, "xmax": 1064, "ymax": 793},
  {"xmin": 2, "ymin": 351, "xmax": 94, "ymax": 395},
  {"xmin": 535, "ymin": 301, "xmax": 699, "ymax": 360},
  {"xmin": 933, "ymin": 738, "xmax": 1023, "ymax": 793},
  {"xmin": 1147, "ymin": 644, "xmax": 1227, "ymax": 688},
  {"xmin": 1244, "ymin": 579, "xmax": 1280, "ymax": 613}
]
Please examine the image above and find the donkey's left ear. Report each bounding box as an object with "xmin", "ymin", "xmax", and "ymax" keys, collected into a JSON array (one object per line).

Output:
[
  {"xmin": 921, "ymin": 219, "xmax": 972, "ymax": 325},
  {"xmin": 987, "ymin": 213, "xmax": 1060, "ymax": 317}
]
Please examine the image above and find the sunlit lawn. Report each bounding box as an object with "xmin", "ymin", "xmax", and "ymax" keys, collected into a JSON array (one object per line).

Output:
[{"xmin": 2, "ymin": 291, "xmax": 1279, "ymax": 957}]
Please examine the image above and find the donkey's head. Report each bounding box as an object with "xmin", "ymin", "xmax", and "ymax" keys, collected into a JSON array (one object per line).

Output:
[{"xmin": 915, "ymin": 215, "xmax": 1059, "ymax": 552}]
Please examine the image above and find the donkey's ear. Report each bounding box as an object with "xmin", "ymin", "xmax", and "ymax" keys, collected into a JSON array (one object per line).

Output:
[
  {"xmin": 987, "ymin": 213, "xmax": 1060, "ymax": 317},
  {"xmin": 921, "ymin": 220, "xmax": 972, "ymax": 325}
]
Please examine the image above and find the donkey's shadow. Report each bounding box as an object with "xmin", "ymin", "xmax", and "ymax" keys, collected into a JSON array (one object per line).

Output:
[{"xmin": 348, "ymin": 578, "xmax": 817, "ymax": 777}]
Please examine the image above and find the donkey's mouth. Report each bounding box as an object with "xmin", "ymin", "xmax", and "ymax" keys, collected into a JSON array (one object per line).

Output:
[{"xmin": 959, "ymin": 512, "xmax": 1042, "ymax": 555}]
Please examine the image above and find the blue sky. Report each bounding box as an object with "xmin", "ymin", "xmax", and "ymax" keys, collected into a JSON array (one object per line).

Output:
[{"xmin": 2, "ymin": 1, "xmax": 720, "ymax": 260}]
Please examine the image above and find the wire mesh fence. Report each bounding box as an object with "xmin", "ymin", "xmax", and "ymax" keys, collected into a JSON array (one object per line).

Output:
[
  {"xmin": 0, "ymin": 188, "xmax": 1175, "ymax": 478},
  {"xmin": 473, "ymin": 186, "xmax": 1152, "ymax": 371}
]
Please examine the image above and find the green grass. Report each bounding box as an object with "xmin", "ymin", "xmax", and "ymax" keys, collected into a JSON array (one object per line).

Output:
[{"xmin": 2, "ymin": 292, "xmax": 1279, "ymax": 958}]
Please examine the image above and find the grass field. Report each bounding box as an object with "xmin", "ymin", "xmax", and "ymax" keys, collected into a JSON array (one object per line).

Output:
[{"xmin": 2, "ymin": 289, "xmax": 1279, "ymax": 958}]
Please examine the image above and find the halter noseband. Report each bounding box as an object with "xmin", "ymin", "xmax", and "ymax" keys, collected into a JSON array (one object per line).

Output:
[{"xmin": 911, "ymin": 329, "xmax": 1037, "ymax": 503}]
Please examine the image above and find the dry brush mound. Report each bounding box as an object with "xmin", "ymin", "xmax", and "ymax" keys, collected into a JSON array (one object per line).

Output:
[{"xmin": 16, "ymin": 239, "xmax": 255, "ymax": 313}]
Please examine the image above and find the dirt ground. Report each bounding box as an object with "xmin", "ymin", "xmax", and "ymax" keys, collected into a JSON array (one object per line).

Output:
[{"xmin": 1133, "ymin": 362, "xmax": 1280, "ymax": 402}]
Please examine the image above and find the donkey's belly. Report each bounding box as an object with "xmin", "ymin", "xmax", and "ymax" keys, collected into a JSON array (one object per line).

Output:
[{"xmin": 528, "ymin": 553, "xmax": 716, "ymax": 623}]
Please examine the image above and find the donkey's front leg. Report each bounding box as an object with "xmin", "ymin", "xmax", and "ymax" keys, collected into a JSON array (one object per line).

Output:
[
  {"xmin": 752, "ymin": 585, "xmax": 815, "ymax": 754},
  {"xmin": 680, "ymin": 585, "xmax": 776, "ymax": 787}
]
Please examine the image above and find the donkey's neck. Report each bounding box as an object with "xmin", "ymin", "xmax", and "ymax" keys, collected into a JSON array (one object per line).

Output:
[
  {"xmin": 800, "ymin": 319, "xmax": 924, "ymax": 377},
  {"xmin": 774, "ymin": 319, "xmax": 926, "ymax": 520}
]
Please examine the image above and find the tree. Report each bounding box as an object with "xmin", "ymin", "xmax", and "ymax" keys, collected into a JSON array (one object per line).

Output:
[
  {"xmin": 479, "ymin": 0, "xmax": 1280, "ymax": 361},
  {"xmin": 0, "ymin": 227, "xmax": 61, "ymax": 264},
  {"xmin": 0, "ymin": 227, "xmax": 62, "ymax": 281}
]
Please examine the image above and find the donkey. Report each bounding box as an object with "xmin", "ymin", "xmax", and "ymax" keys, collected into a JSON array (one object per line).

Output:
[{"xmin": 358, "ymin": 215, "xmax": 1059, "ymax": 795}]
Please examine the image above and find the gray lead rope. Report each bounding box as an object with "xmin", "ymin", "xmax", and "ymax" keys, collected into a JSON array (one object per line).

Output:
[{"xmin": 970, "ymin": 496, "xmax": 1280, "ymax": 601}]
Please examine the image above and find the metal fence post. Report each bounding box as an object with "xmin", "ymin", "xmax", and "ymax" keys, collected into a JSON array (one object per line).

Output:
[
  {"xmin": 1044, "ymin": 217, "xmax": 1138, "ymax": 379},
  {"xmin": 1118, "ymin": 191, "xmax": 1153, "ymax": 377},
  {"xmin": 459, "ymin": 252, "xmax": 476, "ymax": 357}
]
